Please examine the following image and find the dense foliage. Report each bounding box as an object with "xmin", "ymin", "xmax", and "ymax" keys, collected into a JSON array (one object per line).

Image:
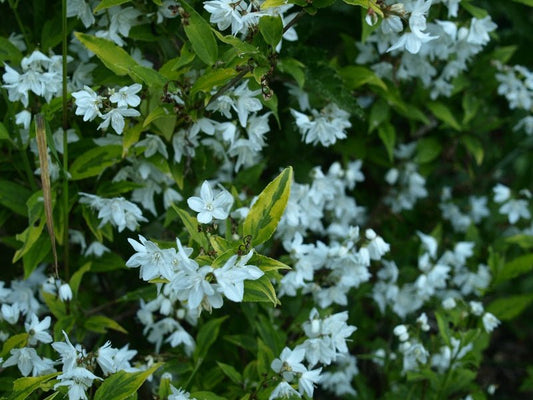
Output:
[{"xmin": 0, "ymin": 0, "xmax": 533, "ymax": 399}]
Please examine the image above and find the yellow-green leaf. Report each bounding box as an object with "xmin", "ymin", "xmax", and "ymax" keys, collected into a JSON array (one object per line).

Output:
[
  {"xmin": 172, "ymin": 205, "xmax": 210, "ymax": 249},
  {"xmin": 1, "ymin": 333, "xmax": 28, "ymax": 359},
  {"xmin": 8, "ymin": 373, "xmax": 59, "ymax": 400},
  {"xmin": 94, "ymin": 0, "xmax": 131, "ymax": 12},
  {"xmin": 94, "ymin": 363, "xmax": 162, "ymax": 400},
  {"xmin": 84, "ymin": 315, "xmax": 128, "ymax": 334},
  {"xmin": 243, "ymin": 275, "xmax": 280, "ymax": 305},
  {"xmin": 243, "ymin": 167, "xmax": 292, "ymax": 246}
]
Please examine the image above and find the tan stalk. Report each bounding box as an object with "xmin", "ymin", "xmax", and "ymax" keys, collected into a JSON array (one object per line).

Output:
[{"xmin": 35, "ymin": 115, "xmax": 59, "ymax": 278}]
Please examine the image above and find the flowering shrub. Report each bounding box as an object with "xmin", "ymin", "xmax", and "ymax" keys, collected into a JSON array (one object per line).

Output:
[{"xmin": 1, "ymin": 0, "xmax": 533, "ymax": 399}]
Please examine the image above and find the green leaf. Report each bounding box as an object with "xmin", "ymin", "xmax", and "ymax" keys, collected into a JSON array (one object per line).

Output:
[
  {"xmin": 511, "ymin": 0, "xmax": 533, "ymax": 5},
  {"xmin": 69, "ymin": 262, "xmax": 91, "ymax": 297},
  {"xmin": 74, "ymin": 33, "xmax": 166, "ymax": 86},
  {"xmin": 368, "ymin": 98, "xmax": 390, "ymax": 133},
  {"xmin": 190, "ymin": 392, "xmax": 228, "ymax": 400},
  {"xmin": 172, "ymin": 206, "xmax": 210, "ymax": 249},
  {"xmin": 416, "ymin": 137, "xmax": 442, "ymax": 164},
  {"xmin": 213, "ymin": 31, "xmax": 259, "ymax": 57},
  {"xmin": 342, "ymin": 0, "xmax": 384, "ymax": 16},
  {"xmin": 23, "ymin": 236, "xmax": 51, "ymax": 278},
  {"xmin": 0, "ymin": 37, "xmax": 23, "ymax": 64},
  {"xmin": 461, "ymin": 2, "xmax": 489, "ymax": 18},
  {"xmin": 435, "ymin": 311, "xmax": 451, "ymax": 347},
  {"xmin": 143, "ymin": 106, "xmax": 173, "ymax": 128},
  {"xmin": 180, "ymin": 1, "xmax": 218, "ymax": 65},
  {"xmin": 256, "ymin": 338, "xmax": 275, "ymax": 375},
  {"xmin": 243, "ymin": 167, "xmax": 292, "ymax": 246},
  {"xmin": 427, "ymin": 102, "xmax": 461, "ymax": 131},
  {"xmin": 216, "ymin": 362, "xmax": 243, "ymax": 384},
  {"xmin": 191, "ymin": 68, "xmax": 240, "ymax": 95},
  {"xmin": 243, "ymin": 275, "xmax": 280, "ymax": 305},
  {"xmin": 194, "ymin": 316, "xmax": 228, "ymax": 362},
  {"xmin": 378, "ymin": 122, "xmax": 395, "ymax": 162},
  {"xmin": 487, "ymin": 294, "xmax": 533, "ymax": 321},
  {"xmin": 94, "ymin": 0, "xmax": 131, "ymax": 12},
  {"xmin": 1, "ymin": 333, "xmax": 28, "ymax": 359},
  {"xmin": 41, "ymin": 291, "xmax": 66, "ymax": 319},
  {"xmin": 491, "ymin": 45, "xmax": 518, "ymax": 64},
  {"xmin": 8, "ymin": 373, "xmax": 59, "ymax": 400},
  {"xmin": 75, "ymin": 32, "xmax": 136, "ymax": 76},
  {"xmin": 94, "ymin": 363, "xmax": 162, "ymax": 400},
  {"xmin": 261, "ymin": 0, "xmax": 287, "ymax": 7},
  {"xmin": 13, "ymin": 218, "xmax": 46, "ymax": 263},
  {"xmin": 250, "ymin": 254, "xmax": 291, "ymax": 272},
  {"xmin": 258, "ymin": 15, "xmax": 283, "ymax": 47},
  {"xmin": 340, "ymin": 66, "xmax": 387, "ymax": 91},
  {"xmin": 505, "ymin": 234, "xmax": 533, "ymax": 249},
  {"xmin": 277, "ymin": 58, "xmax": 305, "ymax": 88},
  {"xmin": 495, "ymin": 253, "xmax": 533, "ymax": 284},
  {"xmin": 0, "ymin": 122, "xmax": 10, "ymax": 141},
  {"xmin": 84, "ymin": 315, "xmax": 128, "ymax": 334},
  {"xmin": 0, "ymin": 179, "xmax": 32, "ymax": 216},
  {"xmin": 70, "ymin": 145, "xmax": 122, "ymax": 180},
  {"xmin": 461, "ymin": 136, "xmax": 484, "ymax": 165}
]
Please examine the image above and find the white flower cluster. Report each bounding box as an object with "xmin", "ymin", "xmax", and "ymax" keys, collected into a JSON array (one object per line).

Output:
[
  {"xmin": 269, "ymin": 308, "xmax": 357, "ymax": 399},
  {"xmin": 203, "ymin": 0, "xmax": 297, "ymax": 48},
  {"xmin": 372, "ymin": 232, "xmax": 491, "ymax": 319},
  {"xmin": 358, "ymin": 1, "xmax": 497, "ymax": 98},
  {"xmin": 52, "ymin": 331, "xmax": 137, "ymax": 400},
  {"xmin": 2, "ymin": 50, "xmax": 63, "ymax": 107},
  {"xmin": 291, "ymin": 103, "xmax": 352, "ymax": 147},
  {"xmin": 439, "ymin": 187, "xmax": 489, "ymax": 232},
  {"xmin": 126, "ymin": 236, "xmax": 264, "ymax": 351},
  {"xmin": 79, "ymin": 192, "xmax": 148, "ymax": 232},
  {"xmin": 174, "ymin": 80, "xmax": 272, "ymax": 171},
  {"xmin": 384, "ymin": 142, "xmax": 428, "ymax": 212},
  {"xmin": 495, "ymin": 63, "xmax": 533, "ymax": 135},
  {"xmin": 72, "ymin": 84, "xmax": 142, "ymax": 134},
  {"xmin": 493, "ymin": 183, "xmax": 531, "ymax": 225},
  {"xmin": 113, "ymin": 159, "xmax": 183, "ymax": 216}
]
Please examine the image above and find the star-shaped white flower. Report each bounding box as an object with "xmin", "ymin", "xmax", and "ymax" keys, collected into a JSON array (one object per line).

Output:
[{"xmin": 187, "ymin": 181, "xmax": 234, "ymax": 224}]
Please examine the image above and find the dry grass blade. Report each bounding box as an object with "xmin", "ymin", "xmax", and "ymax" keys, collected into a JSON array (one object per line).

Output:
[{"xmin": 35, "ymin": 114, "xmax": 59, "ymax": 278}]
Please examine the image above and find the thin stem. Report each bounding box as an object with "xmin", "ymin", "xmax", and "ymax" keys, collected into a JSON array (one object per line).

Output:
[
  {"xmin": 8, "ymin": 0, "xmax": 31, "ymax": 49},
  {"xmin": 206, "ymin": 66, "xmax": 253, "ymax": 108},
  {"xmin": 282, "ymin": 10, "xmax": 305, "ymax": 35},
  {"xmin": 61, "ymin": 0, "xmax": 70, "ymax": 279}
]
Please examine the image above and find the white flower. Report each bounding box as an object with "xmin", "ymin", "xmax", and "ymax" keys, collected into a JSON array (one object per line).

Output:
[
  {"xmin": 168, "ymin": 385, "xmax": 197, "ymax": 400},
  {"xmin": 187, "ymin": 181, "xmax": 234, "ymax": 224},
  {"xmin": 493, "ymin": 184, "xmax": 511, "ymax": 203},
  {"xmin": 72, "ymin": 86, "xmax": 104, "ymax": 122},
  {"xmin": 59, "ymin": 283, "xmax": 73, "ymax": 302},
  {"xmin": 482, "ymin": 312, "xmax": 500, "ymax": 333},
  {"xmin": 109, "ymin": 83, "xmax": 142, "ymax": 107},
  {"xmin": 98, "ymin": 107, "xmax": 141, "ymax": 135},
  {"xmin": 3, "ymin": 347, "xmax": 55, "ymax": 376},
  {"xmin": 80, "ymin": 193, "xmax": 148, "ymax": 232},
  {"xmin": 271, "ymin": 347, "xmax": 307, "ymax": 382},
  {"xmin": 126, "ymin": 235, "xmax": 175, "ymax": 281},
  {"xmin": 213, "ymin": 250, "xmax": 264, "ymax": 302},
  {"xmin": 499, "ymin": 199, "xmax": 531, "ymax": 224},
  {"xmin": 469, "ymin": 301, "xmax": 484, "ymax": 316},
  {"xmin": 54, "ymin": 366, "xmax": 102, "ymax": 400},
  {"xmin": 232, "ymin": 81, "xmax": 262, "ymax": 127},
  {"xmin": 269, "ymin": 381, "xmax": 301, "ymax": 400},
  {"xmin": 393, "ymin": 325, "xmax": 409, "ymax": 342},
  {"xmin": 204, "ymin": 0, "xmax": 248, "ymax": 35},
  {"xmin": 467, "ymin": 17, "xmax": 497, "ymax": 45},
  {"xmin": 298, "ymin": 368, "xmax": 322, "ymax": 397},
  {"xmin": 25, "ymin": 314, "xmax": 53, "ymax": 345}
]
